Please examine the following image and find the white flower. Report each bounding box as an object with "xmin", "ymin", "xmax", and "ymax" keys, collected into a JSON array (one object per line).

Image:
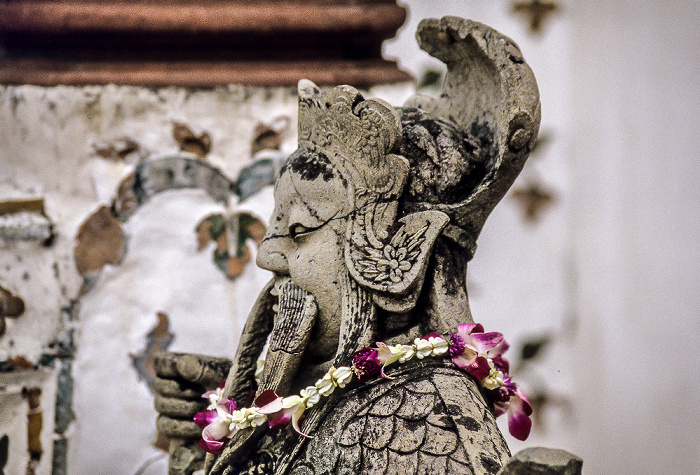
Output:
[
  {"xmin": 429, "ymin": 336, "xmax": 449, "ymax": 356},
  {"xmin": 246, "ymin": 408, "xmax": 267, "ymax": 428},
  {"xmin": 229, "ymin": 408, "xmax": 249, "ymax": 430},
  {"xmin": 395, "ymin": 344, "xmax": 416, "ymax": 363},
  {"xmin": 204, "ymin": 387, "xmax": 225, "ymax": 410},
  {"xmin": 315, "ymin": 371, "xmax": 335, "ymax": 397},
  {"xmin": 332, "ymin": 366, "xmax": 353, "ymax": 388},
  {"xmin": 481, "ymin": 367, "xmax": 505, "ymax": 390},
  {"xmin": 300, "ymin": 386, "xmax": 320, "ymax": 408},
  {"xmin": 414, "ymin": 338, "xmax": 434, "ymax": 359}
]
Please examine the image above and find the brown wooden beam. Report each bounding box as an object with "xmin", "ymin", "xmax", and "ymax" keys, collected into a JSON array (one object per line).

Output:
[
  {"xmin": 0, "ymin": 59, "xmax": 412, "ymax": 87},
  {"xmin": 0, "ymin": 2, "xmax": 406, "ymax": 35}
]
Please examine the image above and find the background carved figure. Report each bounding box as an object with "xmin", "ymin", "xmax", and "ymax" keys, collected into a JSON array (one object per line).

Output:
[{"xmin": 155, "ymin": 16, "xmax": 541, "ymax": 475}]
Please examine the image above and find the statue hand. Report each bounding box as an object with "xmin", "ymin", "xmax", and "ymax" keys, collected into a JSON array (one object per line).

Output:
[{"xmin": 153, "ymin": 352, "xmax": 232, "ymax": 474}]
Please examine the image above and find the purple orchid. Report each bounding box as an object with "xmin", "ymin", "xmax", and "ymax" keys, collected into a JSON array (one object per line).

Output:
[
  {"xmin": 450, "ymin": 323, "xmax": 506, "ymax": 380},
  {"xmin": 196, "ymin": 398, "xmax": 238, "ymax": 454},
  {"xmin": 492, "ymin": 375, "xmax": 533, "ymax": 441}
]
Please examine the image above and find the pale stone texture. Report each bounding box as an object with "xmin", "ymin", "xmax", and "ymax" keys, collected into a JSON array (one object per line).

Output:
[{"xmin": 498, "ymin": 447, "xmax": 582, "ymax": 475}]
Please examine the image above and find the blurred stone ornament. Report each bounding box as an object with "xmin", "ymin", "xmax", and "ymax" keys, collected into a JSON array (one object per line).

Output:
[
  {"xmin": 416, "ymin": 68, "xmax": 443, "ymax": 90},
  {"xmin": 7, "ymin": 355, "xmax": 34, "ymax": 371},
  {"xmin": 92, "ymin": 137, "xmax": 141, "ymax": 162},
  {"xmin": 195, "ymin": 212, "xmax": 266, "ymax": 279},
  {"xmin": 131, "ymin": 312, "xmax": 175, "ymax": 391},
  {"xmin": 0, "ymin": 198, "xmax": 53, "ymax": 243},
  {"xmin": 22, "ymin": 386, "xmax": 43, "ymax": 466},
  {"xmin": 173, "ymin": 122, "xmax": 212, "ymax": 158},
  {"xmin": 235, "ymin": 152, "xmax": 285, "ymax": 201},
  {"xmin": 511, "ymin": 182, "xmax": 556, "ymax": 223},
  {"xmin": 250, "ymin": 116, "xmax": 289, "ymax": 156},
  {"xmin": 0, "ymin": 286, "xmax": 25, "ymax": 337},
  {"xmin": 74, "ymin": 205, "xmax": 124, "ymax": 276},
  {"xmin": 511, "ymin": 0, "xmax": 560, "ymax": 34}
]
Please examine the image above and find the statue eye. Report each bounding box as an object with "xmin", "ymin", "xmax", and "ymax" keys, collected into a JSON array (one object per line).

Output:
[{"xmin": 289, "ymin": 223, "xmax": 316, "ymax": 240}]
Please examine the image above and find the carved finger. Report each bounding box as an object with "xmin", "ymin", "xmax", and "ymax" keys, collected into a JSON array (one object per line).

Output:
[
  {"xmin": 176, "ymin": 354, "xmax": 233, "ymax": 388},
  {"xmin": 156, "ymin": 415, "xmax": 202, "ymax": 439},
  {"xmin": 153, "ymin": 351, "xmax": 187, "ymax": 378},
  {"xmin": 155, "ymin": 395, "xmax": 207, "ymax": 419},
  {"xmin": 154, "ymin": 376, "xmax": 204, "ymax": 399}
]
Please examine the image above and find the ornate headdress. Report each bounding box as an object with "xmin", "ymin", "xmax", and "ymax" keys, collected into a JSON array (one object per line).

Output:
[{"xmin": 296, "ymin": 80, "xmax": 450, "ymax": 314}]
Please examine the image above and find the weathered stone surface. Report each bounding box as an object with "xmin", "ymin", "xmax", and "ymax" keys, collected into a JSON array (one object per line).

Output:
[
  {"xmin": 497, "ymin": 447, "xmax": 583, "ymax": 475},
  {"xmin": 157, "ymin": 415, "xmax": 203, "ymax": 440}
]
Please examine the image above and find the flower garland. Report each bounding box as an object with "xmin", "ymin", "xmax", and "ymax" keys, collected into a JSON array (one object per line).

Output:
[{"xmin": 194, "ymin": 323, "xmax": 533, "ymax": 454}]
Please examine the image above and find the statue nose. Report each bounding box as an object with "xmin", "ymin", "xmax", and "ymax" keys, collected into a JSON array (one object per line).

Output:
[{"xmin": 256, "ymin": 236, "xmax": 289, "ymax": 274}]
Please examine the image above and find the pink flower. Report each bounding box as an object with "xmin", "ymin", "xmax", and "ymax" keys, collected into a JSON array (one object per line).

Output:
[
  {"xmin": 193, "ymin": 409, "xmax": 217, "ymax": 429},
  {"xmin": 256, "ymin": 387, "xmax": 320, "ymax": 438},
  {"xmin": 197, "ymin": 398, "xmax": 237, "ymax": 454},
  {"xmin": 450, "ymin": 323, "xmax": 505, "ymax": 380},
  {"xmin": 492, "ymin": 376, "xmax": 533, "ymax": 441}
]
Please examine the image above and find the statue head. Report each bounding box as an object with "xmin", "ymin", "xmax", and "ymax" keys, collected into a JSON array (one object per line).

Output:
[
  {"xmin": 255, "ymin": 77, "xmax": 506, "ymax": 369},
  {"xmin": 206, "ymin": 18, "xmax": 540, "ymax": 472},
  {"xmin": 246, "ymin": 15, "xmax": 540, "ymax": 394}
]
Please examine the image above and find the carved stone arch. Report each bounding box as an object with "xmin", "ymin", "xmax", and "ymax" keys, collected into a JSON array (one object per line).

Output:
[{"xmin": 74, "ymin": 155, "xmax": 236, "ymax": 287}]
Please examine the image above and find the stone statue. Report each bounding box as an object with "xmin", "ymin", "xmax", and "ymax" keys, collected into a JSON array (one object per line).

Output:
[{"xmin": 154, "ymin": 17, "xmax": 560, "ymax": 475}]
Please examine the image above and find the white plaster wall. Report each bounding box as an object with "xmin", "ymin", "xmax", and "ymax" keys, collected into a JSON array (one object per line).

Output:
[
  {"xmin": 566, "ymin": 1, "xmax": 700, "ymax": 472},
  {"xmin": 0, "ymin": 85, "xmax": 301, "ymax": 474}
]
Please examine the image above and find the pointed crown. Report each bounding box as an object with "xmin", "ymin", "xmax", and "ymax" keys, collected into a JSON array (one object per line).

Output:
[{"xmin": 297, "ymin": 80, "xmax": 406, "ymax": 198}]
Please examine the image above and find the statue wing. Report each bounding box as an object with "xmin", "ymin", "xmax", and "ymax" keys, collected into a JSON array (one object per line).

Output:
[
  {"xmin": 404, "ymin": 17, "xmax": 541, "ymax": 255},
  {"xmin": 287, "ymin": 362, "xmax": 509, "ymax": 474}
]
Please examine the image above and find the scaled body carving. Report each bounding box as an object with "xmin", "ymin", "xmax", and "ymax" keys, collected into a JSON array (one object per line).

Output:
[{"xmin": 155, "ymin": 16, "xmax": 540, "ymax": 475}]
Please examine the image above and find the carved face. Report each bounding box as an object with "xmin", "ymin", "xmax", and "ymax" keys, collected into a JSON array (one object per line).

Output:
[{"xmin": 256, "ymin": 148, "xmax": 351, "ymax": 358}]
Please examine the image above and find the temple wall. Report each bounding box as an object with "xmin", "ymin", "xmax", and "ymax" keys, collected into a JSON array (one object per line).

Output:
[{"xmin": 0, "ymin": 84, "xmax": 297, "ymax": 474}]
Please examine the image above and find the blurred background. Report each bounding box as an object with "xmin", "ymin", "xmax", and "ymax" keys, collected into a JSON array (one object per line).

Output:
[{"xmin": 1, "ymin": 1, "xmax": 698, "ymax": 473}]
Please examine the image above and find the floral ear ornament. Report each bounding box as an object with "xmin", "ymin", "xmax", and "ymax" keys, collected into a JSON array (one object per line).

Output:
[{"xmin": 194, "ymin": 322, "xmax": 533, "ymax": 454}]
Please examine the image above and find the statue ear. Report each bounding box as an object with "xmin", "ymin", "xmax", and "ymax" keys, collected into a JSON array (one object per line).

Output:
[{"xmin": 346, "ymin": 210, "xmax": 449, "ymax": 312}]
